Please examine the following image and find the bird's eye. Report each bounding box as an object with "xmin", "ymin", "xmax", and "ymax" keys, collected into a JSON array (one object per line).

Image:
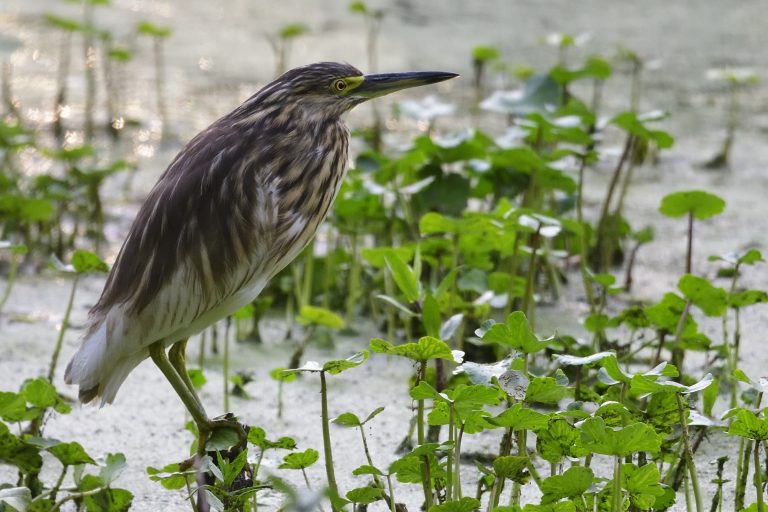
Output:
[{"xmin": 333, "ymin": 79, "xmax": 347, "ymax": 92}]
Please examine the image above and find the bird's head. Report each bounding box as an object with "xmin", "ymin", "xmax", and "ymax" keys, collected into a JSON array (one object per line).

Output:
[{"xmin": 256, "ymin": 62, "xmax": 458, "ymax": 119}]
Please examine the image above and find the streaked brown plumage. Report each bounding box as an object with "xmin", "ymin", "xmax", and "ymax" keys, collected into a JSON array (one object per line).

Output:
[{"xmin": 64, "ymin": 61, "xmax": 456, "ymax": 440}]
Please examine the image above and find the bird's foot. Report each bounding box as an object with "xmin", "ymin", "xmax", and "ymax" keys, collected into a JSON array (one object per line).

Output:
[{"xmin": 199, "ymin": 413, "xmax": 248, "ymax": 450}]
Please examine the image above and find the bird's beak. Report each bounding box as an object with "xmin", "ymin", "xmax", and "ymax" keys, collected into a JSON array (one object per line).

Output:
[{"xmin": 354, "ymin": 71, "xmax": 459, "ymax": 99}]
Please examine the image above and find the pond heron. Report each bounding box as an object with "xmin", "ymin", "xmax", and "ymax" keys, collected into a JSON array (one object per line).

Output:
[{"xmin": 64, "ymin": 62, "xmax": 457, "ymax": 445}]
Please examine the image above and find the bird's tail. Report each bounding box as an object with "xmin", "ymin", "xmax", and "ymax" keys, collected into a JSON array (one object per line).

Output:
[{"xmin": 64, "ymin": 320, "xmax": 143, "ymax": 405}]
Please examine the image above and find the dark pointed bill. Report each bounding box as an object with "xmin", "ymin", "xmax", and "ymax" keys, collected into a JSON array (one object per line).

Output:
[{"xmin": 355, "ymin": 71, "xmax": 459, "ymax": 99}]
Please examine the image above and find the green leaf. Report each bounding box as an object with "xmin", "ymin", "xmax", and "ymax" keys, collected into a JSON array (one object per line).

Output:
[
  {"xmin": 541, "ymin": 465, "xmax": 594, "ymax": 503},
  {"xmin": 429, "ymin": 497, "xmax": 481, "ymax": 512},
  {"xmin": 579, "ymin": 417, "xmax": 662, "ymax": 456},
  {"xmin": 525, "ymin": 377, "xmax": 572, "ymax": 404},
  {"xmin": 81, "ymin": 477, "xmax": 133, "ymax": 512},
  {"xmin": 346, "ymin": 486, "xmax": 382, "ymax": 504},
  {"xmin": 482, "ymin": 312, "xmax": 548, "ymax": 354},
  {"xmin": 48, "ymin": 441, "xmax": 95, "ymax": 466},
  {"xmin": 420, "ymin": 212, "xmax": 460, "ymax": 234},
  {"xmin": 44, "ymin": 14, "xmax": 83, "ymax": 31},
  {"xmin": 472, "ymin": 45, "xmax": 500, "ymax": 62},
  {"xmin": 370, "ymin": 336, "xmax": 454, "ymax": 362},
  {"xmin": 322, "ymin": 351, "xmax": 368, "ymax": 374},
  {"xmin": 71, "ymin": 250, "xmax": 109, "ymax": 274},
  {"xmin": 487, "ymin": 403, "xmax": 549, "ymax": 431},
  {"xmin": 728, "ymin": 409, "xmax": 768, "ymax": 440},
  {"xmin": 630, "ymin": 373, "xmax": 713, "ymax": 396},
  {"xmin": 0, "ymin": 422, "xmax": 42, "ymax": 473},
  {"xmin": 332, "ymin": 412, "xmax": 362, "ymax": 427},
  {"xmin": 363, "ymin": 406, "xmax": 385, "ymax": 424},
  {"xmin": 410, "ymin": 381, "xmax": 442, "ymax": 401},
  {"xmin": 385, "ymin": 253, "xmax": 421, "ymax": 302},
  {"xmin": 21, "ymin": 378, "xmax": 58, "ymax": 408},
  {"xmin": 361, "ymin": 247, "xmax": 412, "ymax": 268},
  {"xmin": 536, "ymin": 419, "xmax": 585, "ymax": 464},
  {"xmin": 659, "ymin": 190, "xmax": 725, "ymax": 220},
  {"xmin": 623, "ymin": 463, "xmax": 665, "ymax": 509},
  {"xmin": 269, "ymin": 367, "xmax": 297, "ymax": 382},
  {"xmin": 0, "ymin": 487, "xmax": 31, "ymax": 511},
  {"xmin": 278, "ymin": 23, "xmax": 308, "ymax": 39},
  {"xmin": 298, "ymin": 305, "xmax": 345, "ymax": 329},
  {"xmin": 205, "ymin": 427, "xmax": 240, "ymax": 452},
  {"xmin": 729, "ymin": 289, "xmax": 768, "ymax": 308},
  {"xmin": 186, "ymin": 368, "xmax": 206, "ymax": 388},
  {"xmin": 137, "ymin": 21, "xmax": 172, "ymax": 38},
  {"xmin": 279, "ymin": 448, "xmax": 319, "ymax": 470},
  {"xmin": 388, "ymin": 455, "xmax": 422, "ymax": 483},
  {"xmin": 702, "ymin": 378, "xmax": 719, "ymax": 417},
  {"xmin": 146, "ymin": 462, "xmax": 194, "ymax": 490},
  {"xmin": 484, "ymin": 73, "xmax": 562, "ymax": 115},
  {"xmin": 100, "ymin": 452, "xmax": 127, "ymax": 486},
  {"xmin": 492, "ymin": 455, "xmax": 529, "ymax": 482},
  {"xmin": 678, "ymin": 274, "xmax": 727, "ymax": 317},
  {"xmin": 0, "ymin": 392, "xmax": 27, "ymax": 422},
  {"xmin": 352, "ymin": 464, "xmax": 384, "ymax": 476}
]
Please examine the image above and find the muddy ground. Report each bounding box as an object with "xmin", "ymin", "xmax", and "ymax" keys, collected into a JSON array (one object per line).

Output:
[{"xmin": 1, "ymin": 0, "xmax": 767, "ymax": 510}]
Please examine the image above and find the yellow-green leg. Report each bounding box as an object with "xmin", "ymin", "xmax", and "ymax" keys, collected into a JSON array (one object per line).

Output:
[
  {"xmin": 168, "ymin": 339, "xmax": 203, "ymax": 408},
  {"xmin": 148, "ymin": 341, "xmax": 245, "ymax": 455}
]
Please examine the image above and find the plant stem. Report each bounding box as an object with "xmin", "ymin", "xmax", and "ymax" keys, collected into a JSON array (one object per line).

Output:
[
  {"xmin": 676, "ymin": 393, "xmax": 703, "ymax": 512},
  {"xmin": 446, "ymin": 403, "xmax": 454, "ymax": 501},
  {"xmin": 319, "ymin": 371, "xmax": 339, "ymax": 509},
  {"xmin": 455, "ymin": 423, "xmax": 464, "ymax": 499},
  {"xmin": 735, "ymin": 436, "xmax": 750, "ymax": 512},
  {"xmin": 686, "ymin": 211, "xmax": 694, "ymax": 275},
  {"xmin": 223, "ymin": 317, "xmax": 231, "ymax": 412},
  {"xmin": 611, "ymin": 457, "xmax": 622, "ymax": 512},
  {"xmin": 754, "ymin": 440, "xmax": 765, "ymax": 512},
  {"xmin": 521, "ymin": 229, "xmax": 541, "ymax": 321},
  {"xmin": 82, "ymin": 1, "xmax": 96, "ymax": 143},
  {"xmin": 0, "ymin": 248, "xmax": 21, "ymax": 316},
  {"xmin": 48, "ymin": 275, "xmax": 79, "ymax": 382},
  {"xmin": 416, "ymin": 361, "xmax": 432, "ymax": 510},
  {"xmin": 386, "ymin": 475, "xmax": 397, "ymax": 512},
  {"xmin": 576, "ymin": 152, "xmax": 597, "ymax": 314}
]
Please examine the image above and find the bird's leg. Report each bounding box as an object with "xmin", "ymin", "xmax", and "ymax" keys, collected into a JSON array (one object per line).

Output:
[
  {"xmin": 168, "ymin": 339, "xmax": 203, "ymax": 409},
  {"xmin": 149, "ymin": 341, "xmax": 247, "ymax": 455},
  {"xmin": 149, "ymin": 341, "xmax": 211, "ymax": 431}
]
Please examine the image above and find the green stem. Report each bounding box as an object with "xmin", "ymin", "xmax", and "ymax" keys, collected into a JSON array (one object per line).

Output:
[
  {"xmin": 576, "ymin": 153, "xmax": 596, "ymax": 315},
  {"xmin": 521, "ymin": 229, "xmax": 540, "ymax": 321},
  {"xmin": 302, "ymin": 241, "xmax": 315, "ymax": 307},
  {"xmin": 417, "ymin": 361, "xmax": 432, "ymax": 510},
  {"xmin": 319, "ymin": 372, "xmax": 339, "ymax": 508},
  {"xmin": 0, "ymin": 248, "xmax": 20, "ymax": 316},
  {"xmin": 755, "ymin": 440, "xmax": 765, "ymax": 512},
  {"xmin": 736, "ymin": 438, "xmax": 753, "ymax": 511},
  {"xmin": 686, "ymin": 211, "xmax": 694, "ymax": 275},
  {"xmin": 48, "ymin": 275, "xmax": 79, "ymax": 382},
  {"xmin": 386, "ymin": 475, "xmax": 397, "ymax": 512},
  {"xmin": 455, "ymin": 423, "xmax": 464, "ymax": 499},
  {"xmin": 223, "ymin": 318, "xmax": 230, "ymax": 412},
  {"xmin": 446, "ymin": 403, "xmax": 455, "ymax": 501},
  {"xmin": 676, "ymin": 394, "xmax": 703, "ymax": 512},
  {"xmin": 612, "ymin": 457, "xmax": 622, "ymax": 512}
]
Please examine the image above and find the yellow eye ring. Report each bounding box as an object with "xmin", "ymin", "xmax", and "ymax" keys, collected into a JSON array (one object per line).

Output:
[{"xmin": 333, "ymin": 79, "xmax": 347, "ymax": 92}]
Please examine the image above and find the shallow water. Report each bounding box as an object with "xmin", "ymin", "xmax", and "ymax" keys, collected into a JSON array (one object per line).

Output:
[{"xmin": 2, "ymin": 0, "xmax": 768, "ymax": 510}]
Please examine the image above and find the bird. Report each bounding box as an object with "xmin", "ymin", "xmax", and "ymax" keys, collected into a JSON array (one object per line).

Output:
[{"xmin": 64, "ymin": 62, "xmax": 457, "ymax": 448}]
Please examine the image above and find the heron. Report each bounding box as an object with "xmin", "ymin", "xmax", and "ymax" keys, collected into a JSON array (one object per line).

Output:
[{"xmin": 64, "ymin": 62, "xmax": 457, "ymax": 448}]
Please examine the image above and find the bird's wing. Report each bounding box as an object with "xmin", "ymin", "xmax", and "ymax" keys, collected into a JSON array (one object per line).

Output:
[{"xmin": 88, "ymin": 121, "xmax": 273, "ymax": 336}]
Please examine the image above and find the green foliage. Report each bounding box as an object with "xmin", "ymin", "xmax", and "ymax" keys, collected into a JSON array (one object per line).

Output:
[
  {"xmin": 659, "ymin": 190, "xmax": 726, "ymax": 219},
  {"xmin": 371, "ymin": 336, "xmax": 454, "ymax": 361},
  {"xmin": 279, "ymin": 448, "xmax": 319, "ymax": 470}
]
